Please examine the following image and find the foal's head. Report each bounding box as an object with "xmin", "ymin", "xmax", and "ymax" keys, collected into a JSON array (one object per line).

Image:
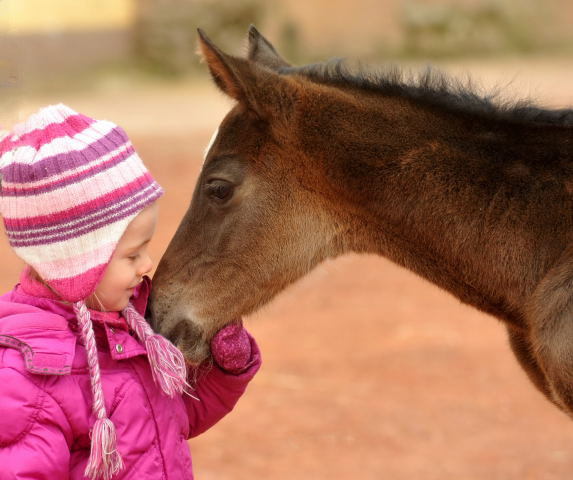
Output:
[{"xmin": 150, "ymin": 28, "xmax": 344, "ymax": 363}]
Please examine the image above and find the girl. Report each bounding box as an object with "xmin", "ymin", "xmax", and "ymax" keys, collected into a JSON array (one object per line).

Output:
[{"xmin": 0, "ymin": 104, "xmax": 261, "ymax": 479}]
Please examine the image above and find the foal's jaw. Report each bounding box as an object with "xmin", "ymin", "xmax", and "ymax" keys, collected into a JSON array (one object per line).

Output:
[
  {"xmin": 160, "ymin": 308, "xmax": 212, "ymax": 364},
  {"xmin": 148, "ymin": 288, "xmax": 210, "ymax": 364}
]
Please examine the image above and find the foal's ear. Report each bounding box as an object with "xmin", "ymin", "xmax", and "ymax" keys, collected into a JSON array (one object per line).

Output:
[
  {"xmin": 197, "ymin": 28, "xmax": 247, "ymax": 102},
  {"xmin": 197, "ymin": 29, "xmax": 295, "ymax": 121},
  {"xmin": 247, "ymin": 25, "xmax": 291, "ymax": 71}
]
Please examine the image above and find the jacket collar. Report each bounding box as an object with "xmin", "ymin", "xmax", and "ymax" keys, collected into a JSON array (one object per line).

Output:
[
  {"xmin": 16, "ymin": 267, "xmax": 151, "ymax": 326},
  {"xmin": 0, "ymin": 269, "xmax": 152, "ymax": 375}
]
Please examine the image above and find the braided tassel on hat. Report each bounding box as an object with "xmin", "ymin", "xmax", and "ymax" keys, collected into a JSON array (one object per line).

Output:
[
  {"xmin": 123, "ymin": 303, "xmax": 195, "ymax": 398},
  {"xmin": 74, "ymin": 301, "xmax": 123, "ymax": 480}
]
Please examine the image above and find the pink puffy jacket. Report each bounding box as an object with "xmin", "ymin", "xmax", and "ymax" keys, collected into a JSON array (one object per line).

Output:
[{"xmin": 0, "ymin": 273, "xmax": 261, "ymax": 479}]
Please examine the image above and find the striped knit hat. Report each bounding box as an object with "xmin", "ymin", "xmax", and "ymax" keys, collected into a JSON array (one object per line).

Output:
[
  {"xmin": 0, "ymin": 104, "xmax": 189, "ymax": 480},
  {"xmin": 0, "ymin": 104, "xmax": 163, "ymax": 301}
]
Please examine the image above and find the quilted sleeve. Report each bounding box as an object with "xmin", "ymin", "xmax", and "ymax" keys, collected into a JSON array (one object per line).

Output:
[
  {"xmin": 0, "ymin": 368, "xmax": 71, "ymax": 480},
  {"xmin": 184, "ymin": 329, "xmax": 261, "ymax": 438}
]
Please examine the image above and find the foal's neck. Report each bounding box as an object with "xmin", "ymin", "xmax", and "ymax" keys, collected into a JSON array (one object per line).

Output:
[{"xmin": 323, "ymin": 93, "xmax": 572, "ymax": 326}]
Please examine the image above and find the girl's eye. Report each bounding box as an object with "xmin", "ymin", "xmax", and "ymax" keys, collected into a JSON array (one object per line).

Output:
[
  {"xmin": 205, "ymin": 180, "xmax": 234, "ymax": 202},
  {"xmin": 128, "ymin": 254, "xmax": 139, "ymax": 261}
]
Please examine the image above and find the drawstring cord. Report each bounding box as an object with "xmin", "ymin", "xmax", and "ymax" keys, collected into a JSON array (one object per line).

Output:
[{"xmin": 74, "ymin": 301, "xmax": 123, "ymax": 480}]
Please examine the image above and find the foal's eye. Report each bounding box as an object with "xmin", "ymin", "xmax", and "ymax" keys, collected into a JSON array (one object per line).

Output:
[{"xmin": 205, "ymin": 180, "xmax": 234, "ymax": 202}]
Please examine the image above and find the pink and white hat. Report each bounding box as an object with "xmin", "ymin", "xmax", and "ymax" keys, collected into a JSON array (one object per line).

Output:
[
  {"xmin": 0, "ymin": 105, "xmax": 188, "ymax": 480},
  {"xmin": 0, "ymin": 103, "xmax": 163, "ymax": 301}
]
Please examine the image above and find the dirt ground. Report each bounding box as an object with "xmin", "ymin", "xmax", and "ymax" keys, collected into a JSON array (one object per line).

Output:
[{"xmin": 2, "ymin": 55, "xmax": 573, "ymax": 479}]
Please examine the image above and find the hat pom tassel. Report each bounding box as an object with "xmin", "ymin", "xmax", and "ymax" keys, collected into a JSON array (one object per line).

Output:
[
  {"xmin": 123, "ymin": 304, "xmax": 194, "ymax": 399},
  {"xmin": 85, "ymin": 417, "xmax": 123, "ymax": 480},
  {"xmin": 145, "ymin": 333, "xmax": 191, "ymax": 397}
]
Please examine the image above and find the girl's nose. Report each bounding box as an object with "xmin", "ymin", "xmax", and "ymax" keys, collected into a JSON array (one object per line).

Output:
[{"xmin": 139, "ymin": 253, "xmax": 154, "ymax": 276}]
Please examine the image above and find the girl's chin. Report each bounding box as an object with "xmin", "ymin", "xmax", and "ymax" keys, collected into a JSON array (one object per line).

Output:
[{"xmin": 106, "ymin": 298, "xmax": 131, "ymax": 312}]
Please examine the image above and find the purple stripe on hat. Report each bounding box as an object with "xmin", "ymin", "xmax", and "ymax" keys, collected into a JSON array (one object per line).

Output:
[
  {"xmin": 4, "ymin": 173, "xmax": 159, "ymax": 232},
  {"xmin": 8, "ymin": 182, "xmax": 161, "ymax": 241},
  {"xmin": 1, "ymin": 145, "xmax": 135, "ymax": 197},
  {"xmin": 1, "ymin": 126, "xmax": 129, "ymax": 183},
  {"xmin": 9, "ymin": 185, "xmax": 162, "ymax": 247}
]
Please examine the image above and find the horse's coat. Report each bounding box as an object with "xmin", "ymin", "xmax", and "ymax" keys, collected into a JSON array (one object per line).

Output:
[{"xmin": 150, "ymin": 26, "xmax": 573, "ymax": 417}]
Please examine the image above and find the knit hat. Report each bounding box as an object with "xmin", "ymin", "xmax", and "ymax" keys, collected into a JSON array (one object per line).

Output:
[
  {"xmin": 0, "ymin": 104, "xmax": 163, "ymax": 301},
  {"xmin": 0, "ymin": 104, "xmax": 189, "ymax": 480}
]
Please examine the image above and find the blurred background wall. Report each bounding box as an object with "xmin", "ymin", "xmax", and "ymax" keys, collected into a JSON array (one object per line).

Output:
[
  {"xmin": 1, "ymin": 0, "xmax": 572, "ymax": 81},
  {"xmin": 0, "ymin": 0, "xmax": 132, "ymax": 77}
]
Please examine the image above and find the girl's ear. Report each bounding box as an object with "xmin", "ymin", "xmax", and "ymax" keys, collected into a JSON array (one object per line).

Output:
[{"xmin": 196, "ymin": 29, "xmax": 297, "ymax": 122}]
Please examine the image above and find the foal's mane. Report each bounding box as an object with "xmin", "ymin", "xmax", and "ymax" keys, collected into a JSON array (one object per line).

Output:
[{"xmin": 281, "ymin": 60, "xmax": 573, "ymax": 128}]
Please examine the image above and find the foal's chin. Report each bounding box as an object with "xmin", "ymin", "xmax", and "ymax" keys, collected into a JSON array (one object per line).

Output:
[
  {"xmin": 147, "ymin": 308, "xmax": 212, "ymax": 365},
  {"xmin": 161, "ymin": 320, "xmax": 212, "ymax": 366},
  {"xmin": 177, "ymin": 340, "xmax": 211, "ymax": 367}
]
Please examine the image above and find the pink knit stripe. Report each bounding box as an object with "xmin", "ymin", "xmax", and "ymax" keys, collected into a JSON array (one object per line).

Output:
[
  {"xmin": 10, "ymin": 186, "xmax": 162, "ymax": 247},
  {"xmin": 5, "ymin": 176, "xmax": 159, "ymax": 240},
  {"xmin": 0, "ymin": 123, "xmax": 127, "ymax": 183},
  {"xmin": 12, "ymin": 104, "xmax": 77, "ymax": 135},
  {"xmin": 8, "ymin": 181, "xmax": 160, "ymax": 237},
  {"xmin": 0, "ymin": 121, "xmax": 120, "ymax": 180},
  {"xmin": 2, "ymin": 156, "xmax": 152, "ymax": 219},
  {"xmin": 53, "ymin": 265, "xmax": 108, "ymax": 301},
  {"xmin": 16, "ymin": 213, "xmax": 137, "ymax": 266},
  {"xmin": 5, "ymin": 113, "xmax": 94, "ymax": 150},
  {"xmin": 4, "ymin": 173, "xmax": 158, "ymax": 232},
  {"xmin": 0, "ymin": 132, "xmax": 12, "ymax": 153},
  {"xmin": 35, "ymin": 242, "xmax": 116, "ymax": 280},
  {"xmin": 2, "ymin": 139, "xmax": 129, "ymax": 190},
  {"xmin": 1, "ymin": 145, "xmax": 135, "ymax": 196}
]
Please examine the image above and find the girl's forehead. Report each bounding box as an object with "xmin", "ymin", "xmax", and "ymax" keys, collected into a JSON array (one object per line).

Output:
[{"xmin": 120, "ymin": 203, "xmax": 159, "ymax": 247}]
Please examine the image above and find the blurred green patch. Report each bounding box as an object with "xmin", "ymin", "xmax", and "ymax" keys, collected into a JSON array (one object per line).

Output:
[
  {"xmin": 134, "ymin": 0, "xmax": 266, "ymax": 77},
  {"xmin": 399, "ymin": 0, "xmax": 571, "ymax": 58}
]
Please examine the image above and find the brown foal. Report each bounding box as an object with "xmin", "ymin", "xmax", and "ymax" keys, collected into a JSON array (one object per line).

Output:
[{"xmin": 149, "ymin": 26, "xmax": 573, "ymax": 416}]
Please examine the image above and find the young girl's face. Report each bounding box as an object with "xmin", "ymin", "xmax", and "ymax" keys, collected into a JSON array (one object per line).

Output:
[{"xmin": 89, "ymin": 202, "xmax": 159, "ymax": 312}]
